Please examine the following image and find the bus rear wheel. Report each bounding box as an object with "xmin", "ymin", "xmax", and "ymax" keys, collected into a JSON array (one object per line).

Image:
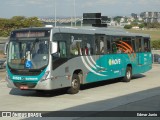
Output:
[
  {"xmin": 67, "ymin": 74, "xmax": 80, "ymax": 94},
  {"xmin": 122, "ymin": 66, "xmax": 132, "ymax": 82}
]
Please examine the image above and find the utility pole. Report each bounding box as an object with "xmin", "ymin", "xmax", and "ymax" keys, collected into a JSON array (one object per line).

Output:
[
  {"xmin": 54, "ymin": 0, "xmax": 57, "ymax": 27},
  {"xmin": 74, "ymin": 0, "xmax": 76, "ymax": 27},
  {"xmin": 71, "ymin": 11, "xmax": 73, "ymax": 27}
]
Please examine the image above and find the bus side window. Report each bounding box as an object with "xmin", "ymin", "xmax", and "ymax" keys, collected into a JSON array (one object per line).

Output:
[
  {"xmin": 87, "ymin": 35, "xmax": 94, "ymax": 55},
  {"xmin": 95, "ymin": 35, "xmax": 105, "ymax": 54},
  {"xmin": 95, "ymin": 38, "xmax": 100, "ymax": 55},
  {"xmin": 81, "ymin": 35, "xmax": 94, "ymax": 55},
  {"xmin": 100, "ymin": 38, "xmax": 104, "ymax": 54},
  {"xmin": 82, "ymin": 42, "xmax": 90, "ymax": 55},
  {"xmin": 70, "ymin": 34, "xmax": 82, "ymax": 56},
  {"xmin": 121, "ymin": 37, "xmax": 133, "ymax": 53},
  {"xmin": 112, "ymin": 42, "xmax": 117, "ymax": 53},
  {"xmin": 111, "ymin": 36, "xmax": 119, "ymax": 53},
  {"xmin": 131, "ymin": 38, "xmax": 136, "ymax": 53},
  {"xmin": 135, "ymin": 38, "xmax": 142, "ymax": 52},
  {"xmin": 144, "ymin": 38, "xmax": 151, "ymax": 52},
  {"xmin": 106, "ymin": 36, "xmax": 111, "ymax": 54},
  {"xmin": 59, "ymin": 42, "xmax": 67, "ymax": 57}
]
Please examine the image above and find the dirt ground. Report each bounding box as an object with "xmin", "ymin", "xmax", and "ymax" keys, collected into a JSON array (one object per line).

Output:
[
  {"xmin": 0, "ymin": 54, "xmax": 6, "ymax": 81},
  {"xmin": 0, "ymin": 69, "xmax": 6, "ymax": 81},
  {"xmin": 0, "ymin": 54, "xmax": 6, "ymax": 59}
]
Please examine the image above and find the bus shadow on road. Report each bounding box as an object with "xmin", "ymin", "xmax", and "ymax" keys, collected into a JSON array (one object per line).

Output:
[
  {"xmin": 9, "ymin": 88, "xmax": 68, "ymax": 97},
  {"xmin": 9, "ymin": 74, "xmax": 146, "ymax": 97},
  {"xmin": 81, "ymin": 74, "xmax": 146, "ymax": 91},
  {"xmin": 80, "ymin": 78, "xmax": 120, "ymax": 91},
  {"xmin": 131, "ymin": 74, "xmax": 146, "ymax": 80}
]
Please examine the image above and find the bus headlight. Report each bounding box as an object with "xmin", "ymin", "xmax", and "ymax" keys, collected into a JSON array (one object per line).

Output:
[{"xmin": 41, "ymin": 71, "xmax": 50, "ymax": 82}]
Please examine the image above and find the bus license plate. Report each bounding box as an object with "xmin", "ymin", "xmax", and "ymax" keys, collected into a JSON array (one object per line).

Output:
[{"xmin": 20, "ymin": 85, "xmax": 28, "ymax": 90}]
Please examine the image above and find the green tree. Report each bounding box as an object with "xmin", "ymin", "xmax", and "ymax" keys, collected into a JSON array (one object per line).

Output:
[
  {"xmin": 11, "ymin": 16, "xmax": 26, "ymax": 21},
  {"xmin": 23, "ymin": 17, "xmax": 42, "ymax": 27},
  {"xmin": 11, "ymin": 16, "xmax": 26, "ymax": 29},
  {"xmin": 131, "ymin": 22, "xmax": 138, "ymax": 26},
  {"xmin": 0, "ymin": 16, "xmax": 43, "ymax": 37},
  {"xmin": 144, "ymin": 22, "xmax": 160, "ymax": 29},
  {"xmin": 124, "ymin": 25, "xmax": 132, "ymax": 29},
  {"xmin": 113, "ymin": 16, "xmax": 122, "ymax": 23},
  {"xmin": 138, "ymin": 23, "xmax": 145, "ymax": 29},
  {"xmin": 151, "ymin": 40, "xmax": 160, "ymax": 49}
]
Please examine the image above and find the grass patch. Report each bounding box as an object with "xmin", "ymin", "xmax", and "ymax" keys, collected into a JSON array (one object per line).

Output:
[{"xmin": 127, "ymin": 29, "xmax": 160, "ymax": 41}]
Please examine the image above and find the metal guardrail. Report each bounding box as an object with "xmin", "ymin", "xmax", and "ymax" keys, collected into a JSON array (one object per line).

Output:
[{"xmin": 152, "ymin": 50, "xmax": 160, "ymax": 64}]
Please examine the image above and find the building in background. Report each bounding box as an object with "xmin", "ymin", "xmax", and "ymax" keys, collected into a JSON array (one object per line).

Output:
[
  {"xmin": 131, "ymin": 13, "xmax": 138, "ymax": 19},
  {"xmin": 140, "ymin": 12, "xmax": 160, "ymax": 23}
]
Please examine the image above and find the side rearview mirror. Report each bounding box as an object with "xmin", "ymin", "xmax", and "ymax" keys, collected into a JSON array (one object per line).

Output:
[
  {"xmin": 50, "ymin": 42, "xmax": 58, "ymax": 54},
  {"xmin": 4, "ymin": 42, "xmax": 8, "ymax": 55}
]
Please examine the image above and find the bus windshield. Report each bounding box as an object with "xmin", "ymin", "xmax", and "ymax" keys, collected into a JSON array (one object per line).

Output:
[{"xmin": 7, "ymin": 38, "xmax": 49, "ymax": 70}]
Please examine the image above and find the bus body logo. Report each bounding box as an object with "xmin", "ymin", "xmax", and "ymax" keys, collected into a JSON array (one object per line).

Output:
[
  {"xmin": 25, "ymin": 60, "xmax": 32, "ymax": 69},
  {"xmin": 109, "ymin": 59, "xmax": 121, "ymax": 66},
  {"xmin": 116, "ymin": 41, "xmax": 136, "ymax": 61},
  {"xmin": 13, "ymin": 76, "xmax": 21, "ymax": 80},
  {"xmin": 12, "ymin": 76, "xmax": 38, "ymax": 81}
]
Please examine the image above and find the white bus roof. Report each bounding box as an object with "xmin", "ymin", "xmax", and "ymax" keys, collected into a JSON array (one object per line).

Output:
[
  {"xmin": 52, "ymin": 27, "xmax": 150, "ymax": 38},
  {"xmin": 12, "ymin": 26, "xmax": 150, "ymax": 38}
]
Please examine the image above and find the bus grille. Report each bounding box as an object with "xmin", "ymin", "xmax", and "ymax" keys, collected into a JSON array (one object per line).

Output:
[{"xmin": 10, "ymin": 70, "xmax": 41, "ymax": 76}]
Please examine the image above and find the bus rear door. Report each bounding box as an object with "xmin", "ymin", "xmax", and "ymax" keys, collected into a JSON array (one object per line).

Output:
[{"xmin": 136, "ymin": 36, "xmax": 144, "ymax": 66}]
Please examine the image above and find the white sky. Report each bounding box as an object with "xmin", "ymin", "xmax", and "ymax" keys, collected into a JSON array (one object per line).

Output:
[{"xmin": 1, "ymin": 0, "xmax": 160, "ymax": 18}]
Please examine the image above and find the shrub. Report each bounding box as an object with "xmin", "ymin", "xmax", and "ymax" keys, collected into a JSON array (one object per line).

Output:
[
  {"xmin": 124, "ymin": 25, "xmax": 132, "ymax": 29},
  {"xmin": 151, "ymin": 40, "xmax": 160, "ymax": 49}
]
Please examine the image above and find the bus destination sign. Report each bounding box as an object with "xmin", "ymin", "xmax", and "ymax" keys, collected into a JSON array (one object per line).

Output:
[{"xmin": 16, "ymin": 32, "xmax": 45, "ymax": 38}]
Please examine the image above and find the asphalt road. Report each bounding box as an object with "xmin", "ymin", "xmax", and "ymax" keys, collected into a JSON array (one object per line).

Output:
[{"xmin": 0, "ymin": 65, "xmax": 160, "ymax": 120}]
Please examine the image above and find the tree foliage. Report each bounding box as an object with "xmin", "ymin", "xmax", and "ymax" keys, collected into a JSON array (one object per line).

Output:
[
  {"xmin": 124, "ymin": 25, "xmax": 132, "ymax": 29},
  {"xmin": 151, "ymin": 40, "xmax": 160, "ymax": 49},
  {"xmin": 138, "ymin": 23, "xmax": 145, "ymax": 29},
  {"xmin": 0, "ymin": 16, "xmax": 43, "ymax": 37},
  {"xmin": 113, "ymin": 16, "xmax": 123, "ymax": 23},
  {"xmin": 144, "ymin": 22, "xmax": 160, "ymax": 28}
]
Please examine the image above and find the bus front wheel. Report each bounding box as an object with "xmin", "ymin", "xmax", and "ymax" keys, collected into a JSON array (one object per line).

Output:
[
  {"xmin": 122, "ymin": 66, "xmax": 132, "ymax": 82},
  {"xmin": 67, "ymin": 74, "xmax": 80, "ymax": 94}
]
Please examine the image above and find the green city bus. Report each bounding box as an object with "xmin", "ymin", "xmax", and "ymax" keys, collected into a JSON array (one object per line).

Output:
[{"xmin": 6, "ymin": 26, "xmax": 152, "ymax": 94}]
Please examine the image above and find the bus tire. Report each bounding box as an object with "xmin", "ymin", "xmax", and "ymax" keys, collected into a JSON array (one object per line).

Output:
[
  {"xmin": 67, "ymin": 74, "xmax": 80, "ymax": 94},
  {"xmin": 122, "ymin": 66, "xmax": 132, "ymax": 82}
]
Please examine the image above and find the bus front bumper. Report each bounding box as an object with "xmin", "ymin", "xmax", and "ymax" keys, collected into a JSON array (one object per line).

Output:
[{"xmin": 6, "ymin": 77, "xmax": 52, "ymax": 90}]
